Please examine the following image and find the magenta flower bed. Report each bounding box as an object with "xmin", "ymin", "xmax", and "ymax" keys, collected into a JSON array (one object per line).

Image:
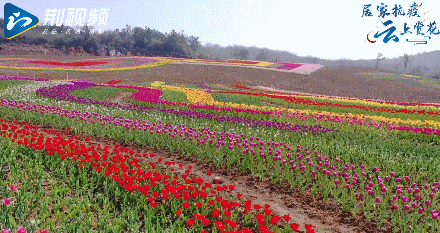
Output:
[
  {"xmin": 276, "ymin": 63, "xmax": 303, "ymax": 70},
  {"xmin": 0, "ymin": 75, "xmax": 49, "ymax": 82},
  {"xmin": 96, "ymin": 83, "xmax": 162, "ymax": 103}
]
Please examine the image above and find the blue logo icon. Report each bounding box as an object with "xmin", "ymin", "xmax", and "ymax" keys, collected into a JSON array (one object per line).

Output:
[{"xmin": 4, "ymin": 3, "xmax": 39, "ymax": 39}]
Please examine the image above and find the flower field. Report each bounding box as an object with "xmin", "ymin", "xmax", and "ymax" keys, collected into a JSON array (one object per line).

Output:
[
  {"xmin": 173, "ymin": 59, "xmax": 324, "ymax": 75},
  {"xmin": 1, "ymin": 56, "xmax": 440, "ymax": 233},
  {"xmin": 0, "ymin": 57, "xmax": 324, "ymax": 75}
]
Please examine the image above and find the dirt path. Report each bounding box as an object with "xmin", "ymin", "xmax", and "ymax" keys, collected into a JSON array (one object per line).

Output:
[
  {"xmin": 103, "ymin": 91, "xmax": 134, "ymax": 105},
  {"xmin": 14, "ymin": 120, "xmax": 390, "ymax": 233}
]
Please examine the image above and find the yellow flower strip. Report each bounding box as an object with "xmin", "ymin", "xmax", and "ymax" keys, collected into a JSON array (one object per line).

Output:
[
  {"xmin": 160, "ymin": 85, "xmax": 280, "ymax": 111},
  {"xmin": 294, "ymin": 95, "xmax": 440, "ymax": 111},
  {"xmin": 255, "ymin": 62, "xmax": 274, "ymax": 66},
  {"xmin": 151, "ymin": 81, "xmax": 165, "ymax": 87},
  {"xmin": 252, "ymin": 85, "xmax": 440, "ymax": 111},
  {"xmin": 156, "ymin": 83, "xmax": 440, "ymax": 129},
  {"xmin": 181, "ymin": 60, "xmax": 274, "ymax": 67},
  {"xmin": 0, "ymin": 57, "xmax": 177, "ymax": 72}
]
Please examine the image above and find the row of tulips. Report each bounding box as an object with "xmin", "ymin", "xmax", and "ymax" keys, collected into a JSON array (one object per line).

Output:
[
  {"xmin": 139, "ymin": 81, "xmax": 440, "ymax": 129},
  {"xmin": 175, "ymin": 60, "xmax": 323, "ymax": 74},
  {"xmin": 35, "ymin": 81, "xmax": 337, "ymax": 134},
  {"xmin": 0, "ymin": 57, "xmax": 175, "ymax": 72},
  {"xmin": 2, "ymin": 95, "xmax": 440, "ymax": 231},
  {"xmin": 145, "ymin": 81, "xmax": 440, "ymax": 132},
  {"xmin": 38, "ymin": 80, "xmax": 440, "ymax": 137},
  {"xmin": 12, "ymin": 77, "xmax": 437, "ymax": 138},
  {"xmin": 231, "ymin": 84, "xmax": 440, "ymax": 109},
  {"xmin": 0, "ymin": 76, "xmax": 49, "ymax": 82},
  {"xmin": 4, "ymin": 74, "xmax": 428, "ymax": 133},
  {"xmin": 25, "ymin": 60, "xmax": 109, "ymax": 67},
  {"xmin": 271, "ymin": 110, "xmax": 440, "ymax": 136},
  {"xmin": 4, "ymin": 81, "xmax": 440, "ymax": 231},
  {"xmin": 0, "ymin": 118, "xmax": 316, "ymax": 233},
  {"xmin": 210, "ymin": 89, "xmax": 440, "ymax": 117}
]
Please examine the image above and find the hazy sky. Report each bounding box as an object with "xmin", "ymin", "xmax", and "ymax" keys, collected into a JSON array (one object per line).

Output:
[{"xmin": 4, "ymin": 0, "xmax": 440, "ymax": 60}]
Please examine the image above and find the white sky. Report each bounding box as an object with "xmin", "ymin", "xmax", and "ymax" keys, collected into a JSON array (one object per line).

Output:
[{"xmin": 4, "ymin": 0, "xmax": 440, "ymax": 60}]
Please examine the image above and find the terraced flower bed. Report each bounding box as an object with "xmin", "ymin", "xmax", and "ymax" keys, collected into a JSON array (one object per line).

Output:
[{"xmin": 2, "ymin": 70, "xmax": 440, "ymax": 232}]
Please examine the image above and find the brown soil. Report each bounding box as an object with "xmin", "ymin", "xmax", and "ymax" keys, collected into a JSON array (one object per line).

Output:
[
  {"xmin": 103, "ymin": 91, "xmax": 133, "ymax": 105},
  {"xmin": 1, "ymin": 55, "xmax": 439, "ymax": 103},
  {"xmin": 261, "ymin": 100, "xmax": 286, "ymax": 108}
]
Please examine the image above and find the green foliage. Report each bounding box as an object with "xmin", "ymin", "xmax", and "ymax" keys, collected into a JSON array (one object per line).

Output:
[
  {"xmin": 162, "ymin": 90, "xmax": 189, "ymax": 103},
  {"xmin": 0, "ymin": 80, "xmax": 33, "ymax": 91},
  {"xmin": 70, "ymin": 86, "xmax": 136, "ymax": 101},
  {"xmin": 0, "ymin": 20, "xmax": 201, "ymax": 58}
]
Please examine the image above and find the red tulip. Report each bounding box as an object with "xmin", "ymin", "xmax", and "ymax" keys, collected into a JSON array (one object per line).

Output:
[
  {"xmin": 270, "ymin": 215, "xmax": 281, "ymax": 225},
  {"xmin": 290, "ymin": 223, "xmax": 300, "ymax": 231},
  {"xmin": 186, "ymin": 218, "xmax": 195, "ymax": 227}
]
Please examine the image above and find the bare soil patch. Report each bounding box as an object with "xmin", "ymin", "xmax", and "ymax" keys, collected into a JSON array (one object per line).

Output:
[{"xmin": 103, "ymin": 91, "xmax": 133, "ymax": 106}]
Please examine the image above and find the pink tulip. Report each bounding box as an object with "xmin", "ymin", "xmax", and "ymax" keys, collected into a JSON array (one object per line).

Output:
[
  {"xmin": 412, "ymin": 202, "xmax": 418, "ymax": 208},
  {"xmin": 3, "ymin": 198, "xmax": 11, "ymax": 205},
  {"xmin": 9, "ymin": 184, "xmax": 18, "ymax": 191},
  {"xmin": 426, "ymin": 200, "xmax": 432, "ymax": 206},
  {"xmin": 15, "ymin": 227, "xmax": 27, "ymax": 233}
]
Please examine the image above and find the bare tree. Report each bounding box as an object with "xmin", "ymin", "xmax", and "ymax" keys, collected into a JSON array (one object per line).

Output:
[
  {"xmin": 403, "ymin": 53, "xmax": 410, "ymax": 72},
  {"xmin": 375, "ymin": 52, "xmax": 383, "ymax": 69},
  {"xmin": 255, "ymin": 49, "xmax": 268, "ymax": 61},
  {"xmin": 232, "ymin": 48, "xmax": 249, "ymax": 60},
  {"xmin": 308, "ymin": 56, "xmax": 318, "ymax": 64}
]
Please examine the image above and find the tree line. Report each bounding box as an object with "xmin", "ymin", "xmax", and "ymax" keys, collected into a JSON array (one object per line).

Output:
[{"xmin": 0, "ymin": 18, "xmax": 202, "ymax": 58}]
